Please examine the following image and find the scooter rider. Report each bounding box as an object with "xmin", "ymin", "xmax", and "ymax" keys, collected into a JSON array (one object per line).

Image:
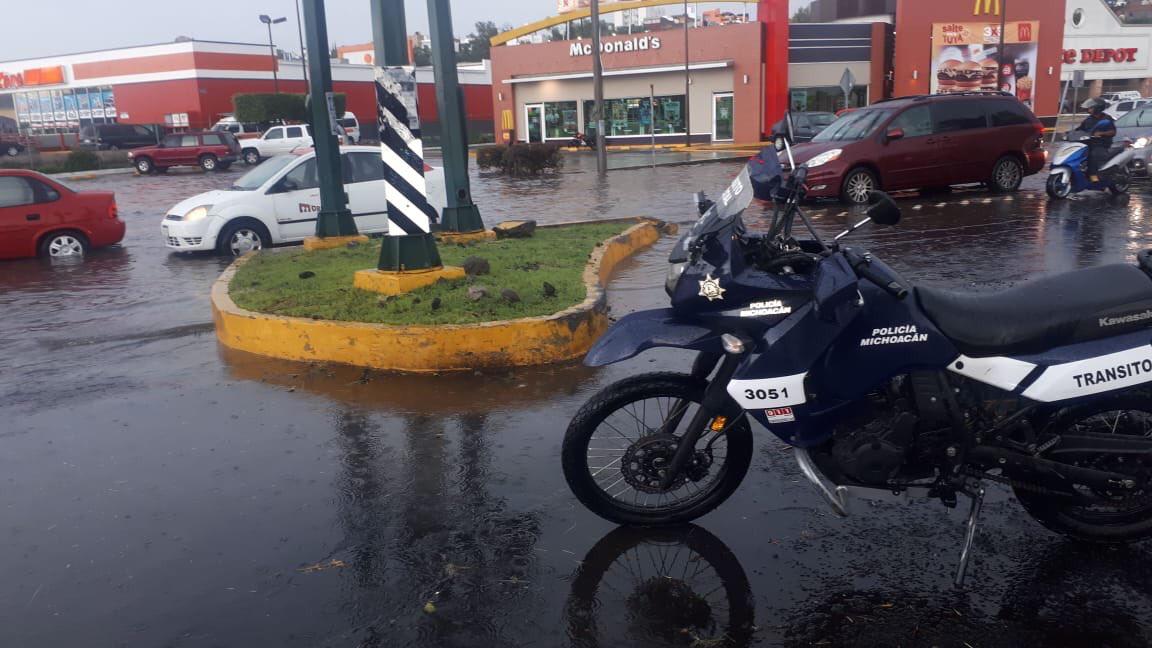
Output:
[{"xmin": 1078, "ymin": 97, "xmax": 1117, "ymax": 184}]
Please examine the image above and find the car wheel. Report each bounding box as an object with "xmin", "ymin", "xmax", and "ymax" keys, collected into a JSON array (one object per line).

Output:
[
  {"xmin": 4, "ymin": 145, "xmax": 19, "ymax": 157},
  {"xmin": 134, "ymin": 157, "xmax": 154, "ymax": 174},
  {"xmin": 38, "ymin": 232, "xmax": 88, "ymax": 259},
  {"xmin": 990, "ymin": 156, "xmax": 1024, "ymax": 193},
  {"xmin": 242, "ymin": 149, "xmax": 260, "ymax": 165},
  {"xmin": 840, "ymin": 167, "xmax": 878, "ymax": 204},
  {"xmin": 199, "ymin": 154, "xmax": 219, "ymax": 172},
  {"xmin": 216, "ymin": 221, "xmax": 270, "ymax": 257}
]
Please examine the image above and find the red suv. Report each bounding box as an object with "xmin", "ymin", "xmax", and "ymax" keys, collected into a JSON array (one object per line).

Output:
[
  {"xmin": 128, "ymin": 131, "xmax": 241, "ymax": 174},
  {"xmin": 785, "ymin": 93, "xmax": 1046, "ymax": 204}
]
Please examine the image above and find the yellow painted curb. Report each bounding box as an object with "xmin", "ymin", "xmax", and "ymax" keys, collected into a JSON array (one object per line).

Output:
[
  {"xmin": 211, "ymin": 220, "xmax": 664, "ymax": 373},
  {"xmin": 436, "ymin": 230, "xmax": 497, "ymax": 244},
  {"xmin": 352, "ymin": 265, "xmax": 467, "ymax": 295},
  {"xmin": 303, "ymin": 234, "xmax": 370, "ymax": 251}
]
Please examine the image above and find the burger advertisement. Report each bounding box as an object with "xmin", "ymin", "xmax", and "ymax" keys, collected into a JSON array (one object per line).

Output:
[{"xmin": 931, "ymin": 21, "xmax": 1039, "ymax": 109}]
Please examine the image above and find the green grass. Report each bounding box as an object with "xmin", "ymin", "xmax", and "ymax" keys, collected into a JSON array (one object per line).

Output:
[{"xmin": 228, "ymin": 222, "xmax": 632, "ymax": 325}]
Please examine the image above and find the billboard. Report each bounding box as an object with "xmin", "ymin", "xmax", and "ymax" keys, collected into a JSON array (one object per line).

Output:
[
  {"xmin": 557, "ymin": 0, "xmax": 590, "ymax": 13},
  {"xmin": 931, "ymin": 21, "xmax": 1039, "ymax": 109}
]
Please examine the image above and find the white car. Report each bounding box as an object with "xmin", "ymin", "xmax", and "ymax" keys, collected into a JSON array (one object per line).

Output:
[
  {"xmin": 240, "ymin": 124, "xmax": 314, "ymax": 166},
  {"xmin": 161, "ymin": 146, "xmax": 447, "ymax": 255}
]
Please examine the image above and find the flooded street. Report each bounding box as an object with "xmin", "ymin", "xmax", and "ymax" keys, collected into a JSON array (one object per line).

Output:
[{"xmin": 3, "ymin": 158, "xmax": 1152, "ymax": 647}]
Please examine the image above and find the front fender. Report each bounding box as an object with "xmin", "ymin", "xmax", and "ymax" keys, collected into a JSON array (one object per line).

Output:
[{"xmin": 585, "ymin": 308, "xmax": 725, "ymax": 367}]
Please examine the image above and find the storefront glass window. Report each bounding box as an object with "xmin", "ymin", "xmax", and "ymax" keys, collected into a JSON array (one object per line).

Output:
[
  {"xmin": 582, "ymin": 95, "xmax": 685, "ymax": 138},
  {"xmin": 789, "ymin": 86, "xmax": 867, "ymax": 113},
  {"xmin": 544, "ymin": 101, "xmax": 578, "ymax": 139},
  {"xmin": 10, "ymin": 85, "xmax": 116, "ymax": 135}
]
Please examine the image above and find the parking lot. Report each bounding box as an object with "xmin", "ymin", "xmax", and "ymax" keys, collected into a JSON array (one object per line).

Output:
[{"xmin": 4, "ymin": 158, "xmax": 1152, "ymax": 647}]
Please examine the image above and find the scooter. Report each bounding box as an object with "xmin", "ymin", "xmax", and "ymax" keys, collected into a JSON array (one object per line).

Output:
[
  {"xmin": 1046, "ymin": 136, "xmax": 1135, "ymax": 199},
  {"xmin": 562, "ymin": 139, "xmax": 1152, "ymax": 587}
]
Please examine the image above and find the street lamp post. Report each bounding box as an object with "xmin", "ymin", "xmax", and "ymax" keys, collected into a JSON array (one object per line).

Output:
[
  {"xmin": 295, "ymin": 0, "xmax": 308, "ymax": 86},
  {"xmin": 683, "ymin": 0, "xmax": 691, "ymax": 147},
  {"xmin": 259, "ymin": 14, "xmax": 288, "ymax": 93}
]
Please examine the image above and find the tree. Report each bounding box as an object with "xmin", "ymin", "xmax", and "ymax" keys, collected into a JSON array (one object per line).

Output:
[
  {"xmin": 791, "ymin": 6, "xmax": 814, "ymax": 22},
  {"xmin": 412, "ymin": 44, "xmax": 432, "ymax": 67},
  {"xmin": 458, "ymin": 21, "xmax": 499, "ymax": 62}
]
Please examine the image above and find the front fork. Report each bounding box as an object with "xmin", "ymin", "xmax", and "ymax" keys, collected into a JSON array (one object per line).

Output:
[{"xmin": 659, "ymin": 350, "xmax": 745, "ymax": 489}]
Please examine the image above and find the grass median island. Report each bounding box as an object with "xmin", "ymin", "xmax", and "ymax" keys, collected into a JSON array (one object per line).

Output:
[{"xmin": 228, "ymin": 222, "xmax": 632, "ymax": 326}]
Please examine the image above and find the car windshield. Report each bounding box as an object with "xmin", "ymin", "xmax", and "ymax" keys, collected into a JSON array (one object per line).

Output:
[
  {"xmin": 337, "ymin": 118, "xmax": 357, "ymax": 128},
  {"xmin": 230, "ymin": 156, "xmax": 298, "ymax": 191},
  {"xmin": 811, "ymin": 108, "xmax": 893, "ymax": 142}
]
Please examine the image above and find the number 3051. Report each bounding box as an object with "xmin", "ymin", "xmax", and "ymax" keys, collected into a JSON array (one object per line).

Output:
[{"xmin": 745, "ymin": 387, "xmax": 788, "ymax": 401}]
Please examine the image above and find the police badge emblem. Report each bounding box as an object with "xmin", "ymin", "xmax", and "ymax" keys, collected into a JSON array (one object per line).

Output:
[{"xmin": 698, "ymin": 273, "xmax": 726, "ymax": 302}]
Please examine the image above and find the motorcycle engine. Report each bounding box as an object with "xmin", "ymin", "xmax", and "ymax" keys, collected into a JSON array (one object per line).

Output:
[{"xmin": 830, "ymin": 411, "xmax": 918, "ymax": 486}]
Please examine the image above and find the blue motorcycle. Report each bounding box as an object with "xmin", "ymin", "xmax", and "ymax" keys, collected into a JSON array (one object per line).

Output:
[
  {"xmin": 1046, "ymin": 135, "xmax": 1134, "ymax": 199},
  {"xmin": 563, "ymin": 145, "xmax": 1152, "ymax": 585}
]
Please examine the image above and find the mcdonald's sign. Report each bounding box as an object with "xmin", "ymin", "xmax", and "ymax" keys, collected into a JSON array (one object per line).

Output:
[{"xmin": 974, "ymin": 0, "xmax": 1001, "ymax": 15}]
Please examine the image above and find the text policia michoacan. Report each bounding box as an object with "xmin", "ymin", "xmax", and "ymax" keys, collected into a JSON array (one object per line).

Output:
[{"xmin": 859, "ymin": 325, "xmax": 928, "ymax": 347}]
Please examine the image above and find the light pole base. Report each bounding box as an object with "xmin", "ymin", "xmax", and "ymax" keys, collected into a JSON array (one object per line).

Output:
[
  {"xmin": 303, "ymin": 234, "xmax": 369, "ymax": 251},
  {"xmin": 376, "ymin": 232, "xmax": 444, "ymax": 271},
  {"xmin": 353, "ymin": 265, "xmax": 466, "ymax": 296},
  {"xmin": 315, "ymin": 209, "xmax": 359, "ymax": 238},
  {"xmin": 439, "ymin": 204, "xmax": 485, "ymax": 234}
]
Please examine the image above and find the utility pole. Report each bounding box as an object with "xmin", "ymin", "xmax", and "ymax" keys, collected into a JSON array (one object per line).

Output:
[
  {"xmin": 998, "ymin": 0, "xmax": 1008, "ymax": 92},
  {"xmin": 259, "ymin": 14, "xmax": 287, "ymax": 93},
  {"xmin": 295, "ymin": 0, "xmax": 308, "ymax": 87},
  {"xmin": 301, "ymin": 0, "xmax": 357, "ymax": 239},
  {"xmin": 427, "ymin": 0, "xmax": 484, "ymax": 232},
  {"xmin": 683, "ymin": 0, "xmax": 691, "ymax": 147},
  {"xmin": 591, "ymin": 0, "xmax": 607, "ymax": 175}
]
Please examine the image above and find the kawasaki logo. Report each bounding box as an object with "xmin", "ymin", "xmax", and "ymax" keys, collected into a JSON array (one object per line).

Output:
[{"xmin": 1099, "ymin": 310, "xmax": 1152, "ymax": 328}]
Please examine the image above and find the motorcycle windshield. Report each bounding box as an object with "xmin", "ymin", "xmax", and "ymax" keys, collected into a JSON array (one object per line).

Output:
[{"xmin": 684, "ymin": 167, "xmax": 754, "ymax": 243}]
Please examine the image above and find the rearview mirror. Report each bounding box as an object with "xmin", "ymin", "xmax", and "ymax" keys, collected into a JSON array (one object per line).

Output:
[
  {"xmin": 867, "ymin": 192, "xmax": 901, "ymax": 226},
  {"xmin": 885, "ymin": 128, "xmax": 905, "ymax": 142}
]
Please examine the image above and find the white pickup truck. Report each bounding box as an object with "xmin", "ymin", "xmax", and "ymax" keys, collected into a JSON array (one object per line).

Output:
[{"xmin": 240, "ymin": 123, "xmax": 355, "ymax": 165}]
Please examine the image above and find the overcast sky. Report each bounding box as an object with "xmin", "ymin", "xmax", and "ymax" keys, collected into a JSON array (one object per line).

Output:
[{"xmin": 0, "ymin": 0, "xmax": 814, "ymax": 61}]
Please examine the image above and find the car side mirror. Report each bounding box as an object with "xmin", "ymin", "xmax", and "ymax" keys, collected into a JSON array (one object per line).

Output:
[
  {"xmin": 867, "ymin": 192, "xmax": 901, "ymax": 226},
  {"xmin": 773, "ymin": 135, "xmax": 788, "ymax": 152},
  {"xmin": 885, "ymin": 128, "xmax": 905, "ymax": 142}
]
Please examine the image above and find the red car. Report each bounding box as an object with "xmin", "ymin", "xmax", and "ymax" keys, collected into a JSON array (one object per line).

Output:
[
  {"xmin": 785, "ymin": 93, "xmax": 1046, "ymax": 204},
  {"xmin": 128, "ymin": 130, "xmax": 241, "ymax": 174},
  {"xmin": 0, "ymin": 170, "xmax": 123, "ymax": 259}
]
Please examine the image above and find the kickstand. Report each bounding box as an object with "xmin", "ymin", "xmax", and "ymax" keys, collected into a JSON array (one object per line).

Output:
[{"xmin": 954, "ymin": 487, "xmax": 985, "ymax": 588}]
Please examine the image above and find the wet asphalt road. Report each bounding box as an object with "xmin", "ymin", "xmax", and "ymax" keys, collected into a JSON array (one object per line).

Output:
[{"xmin": 3, "ymin": 158, "xmax": 1152, "ymax": 647}]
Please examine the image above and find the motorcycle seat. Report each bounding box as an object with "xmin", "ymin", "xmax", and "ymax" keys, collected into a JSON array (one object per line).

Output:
[{"xmin": 916, "ymin": 264, "xmax": 1152, "ymax": 356}]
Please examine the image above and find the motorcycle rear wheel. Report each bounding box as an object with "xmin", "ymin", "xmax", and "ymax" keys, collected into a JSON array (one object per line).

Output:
[
  {"xmin": 1015, "ymin": 395, "xmax": 1152, "ymax": 543},
  {"xmin": 562, "ymin": 373, "xmax": 752, "ymax": 526}
]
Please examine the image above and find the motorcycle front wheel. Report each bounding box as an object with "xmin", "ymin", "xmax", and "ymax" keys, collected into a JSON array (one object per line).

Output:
[
  {"xmin": 1046, "ymin": 174, "xmax": 1071, "ymax": 199},
  {"xmin": 562, "ymin": 373, "xmax": 752, "ymax": 526},
  {"xmin": 1113, "ymin": 168, "xmax": 1132, "ymax": 193}
]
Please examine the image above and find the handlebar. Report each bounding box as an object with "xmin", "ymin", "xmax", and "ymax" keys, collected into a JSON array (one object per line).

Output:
[{"xmin": 843, "ymin": 248, "xmax": 909, "ymax": 300}]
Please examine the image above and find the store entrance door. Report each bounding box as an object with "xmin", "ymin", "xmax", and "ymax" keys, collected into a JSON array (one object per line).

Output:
[
  {"xmin": 712, "ymin": 93, "xmax": 734, "ymax": 142},
  {"xmin": 524, "ymin": 104, "xmax": 544, "ymax": 143}
]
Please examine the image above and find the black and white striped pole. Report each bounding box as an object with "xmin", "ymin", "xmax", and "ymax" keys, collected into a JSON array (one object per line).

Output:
[{"xmin": 354, "ymin": 0, "xmax": 463, "ymax": 293}]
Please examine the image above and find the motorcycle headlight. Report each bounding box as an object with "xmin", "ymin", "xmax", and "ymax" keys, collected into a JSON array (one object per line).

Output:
[
  {"xmin": 804, "ymin": 149, "xmax": 843, "ymax": 169},
  {"xmin": 665, "ymin": 262, "xmax": 688, "ymax": 295},
  {"xmin": 1136, "ymin": 137, "xmax": 1149, "ymax": 149},
  {"xmin": 184, "ymin": 205, "xmax": 213, "ymax": 223}
]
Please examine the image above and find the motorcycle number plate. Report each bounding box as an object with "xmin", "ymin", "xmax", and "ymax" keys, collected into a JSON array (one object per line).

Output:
[{"xmin": 727, "ymin": 374, "xmax": 807, "ymax": 409}]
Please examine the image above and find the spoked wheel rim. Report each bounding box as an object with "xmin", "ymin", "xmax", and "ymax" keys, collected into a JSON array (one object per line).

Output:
[
  {"xmin": 136, "ymin": 159, "xmax": 151, "ymax": 173},
  {"xmin": 995, "ymin": 159, "xmax": 1022, "ymax": 190},
  {"xmin": 845, "ymin": 172, "xmax": 874, "ymax": 203},
  {"xmin": 47, "ymin": 235, "xmax": 84, "ymax": 257},
  {"xmin": 244, "ymin": 151, "xmax": 259, "ymax": 165},
  {"xmin": 5, "ymin": 145, "xmax": 19, "ymax": 157},
  {"xmin": 229, "ymin": 229, "xmax": 263, "ymax": 255},
  {"xmin": 1057, "ymin": 407, "xmax": 1152, "ymax": 522},
  {"xmin": 585, "ymin": 395, "xmax": 734, "ymax": 514},
  {"xmin": 201, "ymin": 156, "xmax": 216, "ymax": 170}
]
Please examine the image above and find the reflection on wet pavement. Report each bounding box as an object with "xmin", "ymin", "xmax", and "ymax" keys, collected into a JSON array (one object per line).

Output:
[{"xmin": 3, "ymin": 159, "xmax": 1152, "ymax": 646}]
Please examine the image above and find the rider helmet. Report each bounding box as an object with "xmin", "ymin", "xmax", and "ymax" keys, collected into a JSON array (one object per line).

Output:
[{"xmin": 1081, "ymin": 97, "xmax": 1108, "ymax": 113}]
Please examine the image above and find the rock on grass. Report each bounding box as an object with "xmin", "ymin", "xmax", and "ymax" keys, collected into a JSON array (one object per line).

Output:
[
  {"xmin": 467, "ymin": 285, "xmax": 488, "ymax": 301},
  {"xmin": 500, "ymin": 288, "xmax": 521, "ymax": 304},
  {"xmin": 463, "ymin": 256, "xmax": 491, "ymax": 276}
]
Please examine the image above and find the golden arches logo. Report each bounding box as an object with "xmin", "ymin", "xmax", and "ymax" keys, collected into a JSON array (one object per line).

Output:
[{"xmin": 974, "ymin": 0, "xmax": 1001, "ymax": 15}]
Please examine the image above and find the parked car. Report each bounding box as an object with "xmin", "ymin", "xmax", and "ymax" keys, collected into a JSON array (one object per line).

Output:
[
  {"xmin": 161, "ymin": 146, "xmax": 447, "ymax": 255},
  {"xmin": 211, "ymin": 116, "xmax": 268, "ymax": 139},
  {"xmin": 0, "ymin": 169, "xmax": 123, "ymax": 259},
  {"xmin": 338, "ymin": 112, "xmax": 360, "ymax": 143},
  {"xmin": 1100, "ymin": 91, "xmax": 1143, "ymax": 105},
  {"xmin": 78, "ymin": 123, "xmax": 159, "ymax": 150},
  {"xmin": 781, "ymin": 93, "xmax": 1046, "ymax": 204},
  {"xmin": 1110, "ymin": 98, "xmax": 1151, "ymax": 120},
  {"xmin": 772, "ymin": 111, "xmax": 837, "ymax": 142},
  {"xmin": 240, "ymin": 124, "xmax": 314, "ymax": 165},
  {"xmin": 128, "ymin": 131, "xmax": 241, "ymax": 174},
  {"xmin": 1066, "ymin": 104, "xmax": 1152, "ymax": 177}
]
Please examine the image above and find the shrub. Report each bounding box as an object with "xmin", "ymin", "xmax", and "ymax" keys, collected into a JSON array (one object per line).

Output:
[
  {"xmin": 475, "ymin": 143, "xmax": 563, "ymax": 176},
  {"xmin": 233, "ymin": 93, "xmax": 346, "ymax": 124},
  {"xmin": 62, "ymin": 148, "xmax": 100, "ymax": 172},
  {"xmin": 476, "ymin": 145, "xmax": 505, "ymax": 169}
]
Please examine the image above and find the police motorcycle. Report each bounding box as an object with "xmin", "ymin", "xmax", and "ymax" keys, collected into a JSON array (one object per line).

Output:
[
  {"xmin": 563, "ymin": 138, "xmax": 1152, "ymax": 585},
  {"xmin": 1046, "ymin": 133, "xmax": 1135, "ymax": 199}
]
